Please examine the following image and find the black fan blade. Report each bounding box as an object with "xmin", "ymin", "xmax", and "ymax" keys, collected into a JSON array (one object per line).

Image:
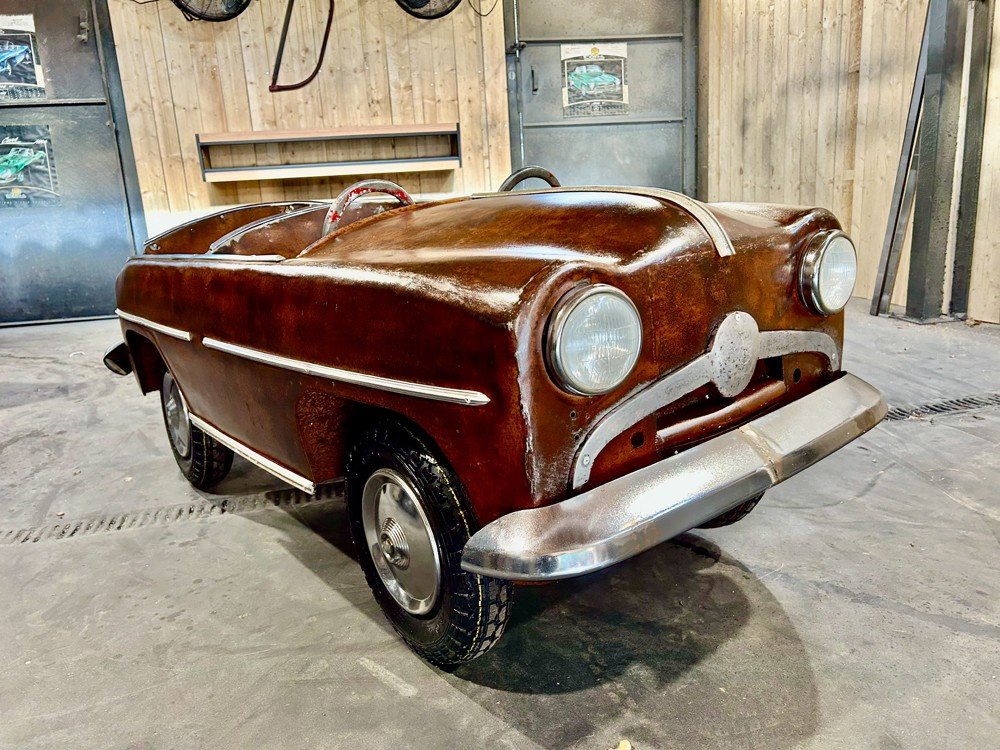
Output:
[{"xmin": 395, "ymin": 0, "xmax": 462, "ymax": 19}]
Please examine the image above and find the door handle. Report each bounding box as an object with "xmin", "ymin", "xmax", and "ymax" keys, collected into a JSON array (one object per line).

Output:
[{"xmin": 530, "ymin": 66, "xmax": 538, "ymax": 95}]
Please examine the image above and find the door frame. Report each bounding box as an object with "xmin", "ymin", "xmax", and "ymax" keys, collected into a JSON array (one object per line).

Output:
[
  {"xmin": 502, "ymin": 0, "xmax": 699, "ymax": 197},
  {"xmin": 93, "ymin": 0, "xmax": 146, "ymax": 253}
]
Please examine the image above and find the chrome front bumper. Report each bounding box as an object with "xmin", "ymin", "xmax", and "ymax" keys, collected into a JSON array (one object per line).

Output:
[{"xmin": 461, "ymin": 373, "xmax": 886, "ymax": 581}]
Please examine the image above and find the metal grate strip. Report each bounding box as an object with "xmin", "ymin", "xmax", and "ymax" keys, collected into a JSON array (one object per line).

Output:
[
  {"xmin": 0, "ymin": 483, "xmax": 342, "ymax": 546},
  {"xmin": 884, "ymin": 392, "xmax": 1000, "ymax": 421}
]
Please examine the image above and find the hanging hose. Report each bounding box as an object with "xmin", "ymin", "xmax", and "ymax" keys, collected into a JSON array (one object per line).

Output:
[{"xmin": 269, "ymin": 0, "xmax": 335, "ymax": 93}]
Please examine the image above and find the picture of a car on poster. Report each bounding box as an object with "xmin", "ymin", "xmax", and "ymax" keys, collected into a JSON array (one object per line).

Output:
[
  {"xmin": 0, "ymin": 147, "xmax": 45, "ymax": 184},
  {"xmin": 0, "ymin": 40, "xmax": 31, "ymax": 77},
  {"xmin": 568, "ymin": 64, "xmax": 622, "ymax": 95}
]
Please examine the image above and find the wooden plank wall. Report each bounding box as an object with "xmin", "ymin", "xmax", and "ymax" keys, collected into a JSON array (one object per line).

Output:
[
  {"xmin": 850, "ymin": 0, "xmax": 929, "ymax": 307},
  {"xmin": 969, "ymin": 9, "xmax": 1000, "ymax": 323},
  {"xmin": 107, "ymin": 0, "xmax": 510, "ymax": 236},
  {"xmin": 701, "ymin": 0, "xmax": 929, "ymax": 308}
]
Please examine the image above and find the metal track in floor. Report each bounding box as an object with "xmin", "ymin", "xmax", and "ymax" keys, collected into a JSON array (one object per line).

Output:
[
  {"xmin": 4, "ymin": 390, "xmax": 999, "ymax": 546},
  {"xmin": 884, "ymin": 392, "xmax": 1000, "ymax": 422},
  {"xmin": 0, "ymin": 483, "xmax": 342, "ymax": 546}
]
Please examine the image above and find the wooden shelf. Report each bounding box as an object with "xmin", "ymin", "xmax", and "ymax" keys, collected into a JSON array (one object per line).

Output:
[{"xmin": 196, "ymin": 124, "xmax": 462, "ymax": 183}]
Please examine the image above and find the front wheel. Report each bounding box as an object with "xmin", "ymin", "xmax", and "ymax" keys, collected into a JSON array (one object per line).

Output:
[
  {"xmin": 346, "ymin": 419, "xmax": 512, "ymax": 669},
  {"xmin": 159, "ymin": 371, "xmax": 233, "ymax": 490},
  {"xmin": 697, "ymin": 492, "xmax": 764, "ymax": 528}
]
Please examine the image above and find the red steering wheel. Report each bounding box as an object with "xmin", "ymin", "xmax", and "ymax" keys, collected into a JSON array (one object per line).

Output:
[{"xmin": 323, "ymin": 180, "xmax": 415, "ymax": 236}]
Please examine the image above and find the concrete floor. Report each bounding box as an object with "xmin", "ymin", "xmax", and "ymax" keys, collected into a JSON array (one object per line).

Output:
[{"xmin": 1, "ymin": 301, "xmax": 998, "ymax": 749}]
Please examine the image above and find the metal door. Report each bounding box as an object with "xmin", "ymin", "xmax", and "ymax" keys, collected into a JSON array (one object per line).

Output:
[
  {"xmin": 503, "ymin": 0, "xmax": 697, "ymax": 193},
  {"xmin": 0, "ymin": 1, "xmax": 141, "ymax": 324}
]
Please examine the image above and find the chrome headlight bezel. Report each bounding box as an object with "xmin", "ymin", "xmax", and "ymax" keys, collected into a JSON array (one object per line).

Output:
[
  {"xmin": 799, "ymin": 230, "xmax": 858, "ymax": 315},
  {"xmin": 547, "ymin": 284, "xmax": 643, "ymax": 396}
]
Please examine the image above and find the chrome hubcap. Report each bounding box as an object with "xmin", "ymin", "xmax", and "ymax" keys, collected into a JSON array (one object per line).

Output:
[
  {"xmin": 163, "ymin": 372, "xmax": 191, "ymax": 459},
  {"xmin": 361, "ymin": 469, "xmax": 441, "ymax": 615}
]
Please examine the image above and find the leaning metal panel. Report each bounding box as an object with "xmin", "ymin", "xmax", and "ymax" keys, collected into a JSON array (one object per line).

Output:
[{"xmin": 571, "ymin": 312, "xmax": 840, "ymax": 488}]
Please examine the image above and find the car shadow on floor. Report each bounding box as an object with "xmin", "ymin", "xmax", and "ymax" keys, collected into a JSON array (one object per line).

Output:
[{"xmin": 215, "ymin": 464, "xmax": 820, "ymax": 750}]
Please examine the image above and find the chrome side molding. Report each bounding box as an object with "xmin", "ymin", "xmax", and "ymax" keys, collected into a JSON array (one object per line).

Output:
[
  {"xmin": 202, "ymin": 337, "xmax": 491, "ymax": 407},
  {"xmin": 115, "ymin": 309, "xmax": 193, "ymax": 342},
  {"xmin": 188, "ymin": 413, "xmax": 315, "ymax": 494},
  {"xmin": 571, "ymin": 312, "xmax": 840, "ymax": 488},
  {"xmin": 128, "ymin": 254, "xmax": 288, "ymax": 263}
]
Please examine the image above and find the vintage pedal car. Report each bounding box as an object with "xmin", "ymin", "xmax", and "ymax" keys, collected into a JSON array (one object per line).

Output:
[{"xmin": 104, "ymin": 171, "xmax": 886, "ymax": 667}]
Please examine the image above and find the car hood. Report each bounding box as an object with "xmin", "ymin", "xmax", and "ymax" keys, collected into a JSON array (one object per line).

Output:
[{"xmin": 288, "ymin": 191, "xmax": 832, "ymax": 313}]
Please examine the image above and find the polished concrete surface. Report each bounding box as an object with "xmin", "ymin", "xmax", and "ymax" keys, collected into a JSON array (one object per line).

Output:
[{"xmin": 1, "ymin": 302, "xmax": 998, "ymax": 749}]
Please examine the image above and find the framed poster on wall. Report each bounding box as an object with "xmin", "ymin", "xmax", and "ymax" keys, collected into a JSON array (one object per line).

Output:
[
  {"xmin": 0, "ymin": 125, "xmax": 59, "ymax": 207},
  {"xmin": 561, "ymin": 43, "xmax": 629, "ymax": 118},
  {"xmin": 0, "ymin": 14, "xmax": 46, "ymax": 102}
]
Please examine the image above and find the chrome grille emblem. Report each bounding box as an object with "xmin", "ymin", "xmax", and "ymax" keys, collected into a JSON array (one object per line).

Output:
[
  {"xmin": 571, "ymin": 311, "xmax": 841, "ymax": 489},
  {"xmin": 708, "ymin": 312, "xmax": 761, "ymax": 398}
]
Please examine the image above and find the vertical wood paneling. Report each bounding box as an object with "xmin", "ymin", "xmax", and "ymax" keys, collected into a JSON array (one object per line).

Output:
[
  {"xmin": 730, "ymin": 1, "xmax": 746, "ymax": 200},
  {"xmin": 107, "ymin": 0, "xmax": 510, "ymax": 235},
  {"xmin": 852, "ymin": 0, "xmax": 928, "ymax": 306},
  {"xmin": 968, "ymin": 9, "xmax": 1000, "ymax": 323},
  {"xmin": 701, "ymin": 0, "xmax": 927, "ymax": 306}
]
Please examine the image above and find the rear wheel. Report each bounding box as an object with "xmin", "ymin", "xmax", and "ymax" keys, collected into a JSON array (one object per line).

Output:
[
  {"xmin": 346, "ymin": 419, "xmax": 512, "ymax": 669},
  {"xmin": 159, "ymin": 371, "xmax": 233, "ymax": 490},
  {"xmin": 698, "ymin": 493, "xmax": 764, "ymax": 528}
]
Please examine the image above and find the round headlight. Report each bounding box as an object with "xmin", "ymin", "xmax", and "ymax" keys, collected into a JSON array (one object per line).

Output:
[
  {"xmin": 800, "ymin": 231, "xmax": 857, "ymax": 315},
  {"xmin": 548, "ymin": 285, "xmax": 642, "ymax": 395}
]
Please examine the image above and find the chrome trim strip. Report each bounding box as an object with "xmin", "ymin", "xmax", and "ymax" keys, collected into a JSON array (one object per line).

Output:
[
  {"xmin": 571, "ymin": 312, "xmax": 839, "ymax": 488},
  {"xmin": 188, "ymin": 413, "xmax": 315, "ymax": 494},
  {"xmin": 462, "ymin": 374, "xmax": 886, "ymax": 581},
  {"xmin": 758, "ymin": 329, "xmax": 840, "ymax": 370},
  {"xmin": 201, "ymin": 337, "xmax": 491, "ymax": 407},
  {"xmin": 143, "ymin": 201, "xmax": 326, "ymax": 249},
  {"xmin": 471, "ymin": 186, "xmax": 736, "ymax": 257},
  {"xmin": 208, "ymin": 204, "xmax": 328, "ymax": 254},
  {"xmin": 115, "ymin": 309, "xmax": 193, "ymax": 342},
  {"xmin": 129, "ymin": 254, "xmax": 288, "ymax": 263}
]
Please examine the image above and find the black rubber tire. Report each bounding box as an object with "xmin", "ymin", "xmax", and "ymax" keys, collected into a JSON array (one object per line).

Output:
[
  {"xmin": 346, "ymin": 419, "xmax": 512, "ymax": 669},
  {"xmin": 159, "ymin": 372, "xmax": 233, "ymax": 491},
  {"xmin": 697, "ymin": 493, "xmax": 764, "ymax": 529}
]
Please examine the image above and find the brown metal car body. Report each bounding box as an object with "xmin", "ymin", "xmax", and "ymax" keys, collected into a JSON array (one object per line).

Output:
[{"xmin": 116, "ymin": 189, "xmax": 844, "ymax": 526}]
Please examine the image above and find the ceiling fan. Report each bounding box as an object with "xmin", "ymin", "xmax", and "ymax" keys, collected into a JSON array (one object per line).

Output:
[
  {"xmin": 170, "ymin": 0, "xmax": 252, "ymax": 22},
  {"xmin": 169, "ymin": 0, "xmax": 470, "ymax": 94},
  {"xmin": 395, "ymin": 0, "xmax": 463, "ymax": 19},
  {"xmin": 171, "ymin": 0, "xmax": 465, "ymax": 23}
]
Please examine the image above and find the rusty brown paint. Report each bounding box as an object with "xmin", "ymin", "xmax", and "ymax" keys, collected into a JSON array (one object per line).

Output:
[{"xmin": 116, "ymin": 190, "xmax": 845, "ymax": 526}]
